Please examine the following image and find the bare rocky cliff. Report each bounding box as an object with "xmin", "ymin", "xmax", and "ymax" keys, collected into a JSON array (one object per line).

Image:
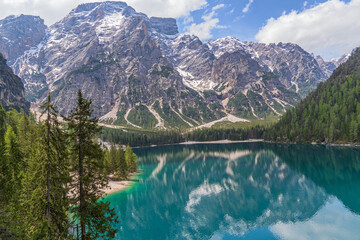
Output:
[
  {"xmin": 0, "ymin": 1, "xmax": 347, "ymax": 128},
  {"xmin": 0, "ymin": 53, "xmax": 29, "ymax": 112}
]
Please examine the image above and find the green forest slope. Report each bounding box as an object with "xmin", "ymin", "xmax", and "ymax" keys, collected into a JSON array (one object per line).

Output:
[{"xmin": 264, "ymin": 48, "xmax": 360, "ymax": 143}]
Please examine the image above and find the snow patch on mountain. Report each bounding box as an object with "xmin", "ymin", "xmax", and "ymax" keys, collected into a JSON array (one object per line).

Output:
[{"xmin": 96, "ymin": 12, "xmax": 125, "ymax": 44}]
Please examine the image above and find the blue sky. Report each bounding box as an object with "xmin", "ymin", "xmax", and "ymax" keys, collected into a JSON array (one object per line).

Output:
[
  {"xmin": 0, "ymin": 0, "xmax": 358, "ymax": 59},
  {"xmin": 177, "ymin": 0, "xmax": 338, "ymax": 41},
  {"xmin": 174, "ymin": 0, "xmax": 357, "ymax": 59}
]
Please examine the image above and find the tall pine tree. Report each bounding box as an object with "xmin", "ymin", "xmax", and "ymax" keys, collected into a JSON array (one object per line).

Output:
[{"xmin": 65, "ymin": 90, "xmax": 118, "ymax": 240}]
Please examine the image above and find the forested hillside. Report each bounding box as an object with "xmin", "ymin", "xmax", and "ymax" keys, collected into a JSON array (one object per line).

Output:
[
  {"xmin": 265, "ymin": 48, "xmax": 360, "ymax": 143},
  {"xmin": 0, "ymin": 91, "xmax": 137, "ymax": 239}
]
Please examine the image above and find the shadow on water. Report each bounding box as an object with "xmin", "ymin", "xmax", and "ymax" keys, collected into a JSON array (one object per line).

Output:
[{"xmin": 105, "ymin": 142, "xmax": 360, "ymax": 239}]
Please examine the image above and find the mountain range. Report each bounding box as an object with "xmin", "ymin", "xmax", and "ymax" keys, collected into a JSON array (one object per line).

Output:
[{"xmin": 0, "ymin": 1, "xmax": 349, "ymax": 129}]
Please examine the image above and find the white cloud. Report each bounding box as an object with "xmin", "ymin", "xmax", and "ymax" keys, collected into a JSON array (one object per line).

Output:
[
  {"xmin": 185, "ymin": 4, "xmax": 226, "ymax": 40},
  {"xmin": 255, "ymin": 0, "xmax": 360, "ymax": 59},
  {"xmin": 183, "ymin": 16, "xmax": 194, "ymax": 25},
  {"xmin": 124, "ymin": 0, "xmax": 207, "ymax": 18},
  {"xmin": 0, "ymin": 0, "xmax": 208, "ymax": 25},
  {"xmin": 270, "ymin": 198, "xmax": 360, "ymax": 240},
  {"xmin": 242, "ymin": 0, "xmax": 254, "ymax": 13},
  {"xmin": 212, "ymin": 3, "xmax": 225, "ymax": 11}
]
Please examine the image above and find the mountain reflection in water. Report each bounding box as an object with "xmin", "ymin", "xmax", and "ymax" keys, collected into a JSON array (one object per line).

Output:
[{"xmin": 105, "ymin": 143, "xmax": 360, "ymax": 240}]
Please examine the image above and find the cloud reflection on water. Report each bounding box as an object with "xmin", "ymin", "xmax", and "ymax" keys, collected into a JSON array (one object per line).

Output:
[{"xmin": 107, "ymin": 143, "xmax": 360, "ymax": 240}]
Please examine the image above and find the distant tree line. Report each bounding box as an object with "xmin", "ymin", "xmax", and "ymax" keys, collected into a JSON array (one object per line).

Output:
[
  {"xmin": 99, "ymin": 125, "xmax": 265, "ymax": 147},
  {"xmin": 0, "ymin": 91, "xmax": 137, "ymax": 239}
]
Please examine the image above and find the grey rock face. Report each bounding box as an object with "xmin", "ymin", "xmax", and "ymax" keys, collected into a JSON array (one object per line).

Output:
[
  {"xmin": 0, "ymin": 15, "xmax": 46, "ymax": 65},
  {"xmin": 150, "ymin": 17, "xmax": 178, "ymax": 35},
  {"xmin": 207, "ymin": 38, "xmax": 331, "ymax": 98},
  {"xmin": 0, "ymin": 53, "xmax": 29, "ymax": 112},
  {"xmin": 0, "ymin": 1, "xmax": 347, "ymax": 127}
]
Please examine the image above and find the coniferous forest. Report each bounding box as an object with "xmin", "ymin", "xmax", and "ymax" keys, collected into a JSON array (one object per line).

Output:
[
  {"xmin": 0, "ymin": 90, "xmax": 137, "ymax": 239},
  {"xmin": 99, "ymin": 125, "xmax": 265, "ymax": 147},
  {"xmin": 264, "ymin": 48, "xmax": 360, "ymax": 144}
]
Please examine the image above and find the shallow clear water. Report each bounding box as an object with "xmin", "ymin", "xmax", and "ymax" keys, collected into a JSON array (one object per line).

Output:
[{"xmin": 105, "ymin": 143, "xmax": 360, "ymax": 240}]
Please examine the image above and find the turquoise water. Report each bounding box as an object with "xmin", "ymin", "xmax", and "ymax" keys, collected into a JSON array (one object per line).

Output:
[{"xmin": 105, "ymin": 143, "xmax": 360, "ymax": 240}]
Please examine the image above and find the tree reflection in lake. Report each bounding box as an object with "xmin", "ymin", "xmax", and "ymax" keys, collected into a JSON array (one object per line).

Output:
[{"xmin": 105, "ymin": 143, "xmax": 360, "ymax": 240}]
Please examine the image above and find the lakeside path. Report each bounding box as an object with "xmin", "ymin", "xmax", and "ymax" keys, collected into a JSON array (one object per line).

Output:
[
  {"xmin": 103, "ymin": 180, "xmax": 132, "ymax": 195},
  {"xmin": 103, "ymin": 172, "xmax": 139, "ymax": 196}
]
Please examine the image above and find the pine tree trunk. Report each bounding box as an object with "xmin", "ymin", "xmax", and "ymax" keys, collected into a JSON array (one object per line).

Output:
[
  {"xmin": 46, "ymin": 108, "xmax": 50, "ymax": 236},
  {"xmin": 79, "ymin": 136, "xmax": 86, "ymax": 240}
]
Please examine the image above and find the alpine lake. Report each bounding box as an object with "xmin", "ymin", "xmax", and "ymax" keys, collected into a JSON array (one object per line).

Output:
[{"xmin": 104, "ymin": 142, "xmax": 360, "ymax": 240}]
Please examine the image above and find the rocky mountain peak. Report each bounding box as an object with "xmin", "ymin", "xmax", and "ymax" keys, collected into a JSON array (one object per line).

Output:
[
  {"xmin": 0, "ymin": 14, "xmax": 47, "ymax": 65},
  {"xmin": 0, "ymin": 1, "xmax": 350, "ymax": 129},
  {"xmin": 150, "ymin": 17, "xmax": 178, "ymax": 35},
  {"xmin": 72, "ymin": 1, "xmax": 135, "ymax": 15},
  {"xmin": 330, "ymin": 53, "xmax": 350, "ymax": 67}
]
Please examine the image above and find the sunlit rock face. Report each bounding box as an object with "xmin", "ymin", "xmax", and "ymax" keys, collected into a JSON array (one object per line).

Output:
[
  {"xmin": 0, "ymin": 14, "xmax": 46, "ymax": 66},
  {"xmin": 1, "ymin": 1, "xmax": 344, "ymax": 126}
]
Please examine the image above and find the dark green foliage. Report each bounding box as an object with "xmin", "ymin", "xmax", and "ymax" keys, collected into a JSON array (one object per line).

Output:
[
  {"xmin": 113, "ymin": 109, "xmax": 127, "ymax": 126},
  {"xmin": 100, "ymin": 127, "xmax": 184, "ymax": 147},
  {"xmin": 247, "ymin": 90, "xmax": 274, "ymax": 119},
  {"xmin": 99, "ymin": 125, "xmax": 265, "ymax": 147},
  {"xmin": 265, "ymin": 48, "xmax": 360, "ymax": 143},
  {"xmin": 182, "ymin": 97, "xmax": 216, "ymax": 124},
  {"xmin": 64, "ymin": 90, "xmax": 118, "ymax": 239},
  {"xmin": 104, "ymin": 143, "xmax": 130, "ymax": 180},
  {"xmin": 166, "ymin": 87, "xmax": 176, "ymax": 98},
  {"xmin": 261, "ymin": 72, "xmax": 277, "ymax": 83},
  {"xmin": 1, "ymin": 112, "xmax": 26, "ymax": 238},
  {"xmin": 125, "ymin": 145, "xmax": 137, "ymax": 173},
  {"xmin": 69, "ymin": 57, "xmax": 115, "ymax": 76},
  {"xmin": 182, "ymin": 106, "xmax": 202, "ymax": 122},
  {"xmin": 127, "ymin": 75, "xmax": 147, "ymax": 104},
  {"xmin": 0, "ymin": 106, "xmax": 7, "ymax": 206},
  {"xmin": 128, "ymin": 104, "xmax": 158, "ymax": 129},
  {"xmin": 227, "ymin": 91, "xmax": 253, "ymax": 118},
  {"xmin": 271, "ymin": 100, "xmax": 286, "ymax": 114},
  {"xmin": 203, "ymin": 90, "xmax": 216, "ymax": 98},
  {"xmin": 0, "ymin": 94, "xmax": 137, "ymax": 239},
  {"xmin": 277, "ymin": 87, "xmax": 301, "ymax": 106},
  {"xmin": 151, "ymin": 65, "xmax": 173, "ymax": 78},
  {"xmin": 194, "ymin": 98, "xmax": 217, "ymax": 122},
  {"xmin": 184, "ymin": 126, "xmax": 265, "ymax": 142},
  {"xmin": 0, "ymin": 53, "xmax": 6, "ymax": 65},
  {"xmin": 153, "ymin": 101, "xmax": 189, "ymax": 128},
  {"xmin": 23, "ymin": 93, "xmax": 70, "ymax": 239}
]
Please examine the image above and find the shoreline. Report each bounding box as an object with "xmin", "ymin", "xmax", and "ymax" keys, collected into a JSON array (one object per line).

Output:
[
  {"xmin": 103, "ymin": 180, "xmax": 132, "ymax": 195},
  {"xmin": 103, "ymin": 172, "xmax": 139, "ymax": 196},
  {"xmin": 133, "ymin": 139, "xmax": 264, "ymax": 148},
  {"xmin": 264, "ymin": 140, "xmax": 360, "ymax": 147},
  {"xmin": 101, "ymin": 139, "xmax": 359, "ymax": 196},
  {"xmin": 179, "ymin": 139, "xmax": 264, "ymax": 145},
  {"xmin": 122, "ymin": 138, "xmax": 359, "ymax": 150}
]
